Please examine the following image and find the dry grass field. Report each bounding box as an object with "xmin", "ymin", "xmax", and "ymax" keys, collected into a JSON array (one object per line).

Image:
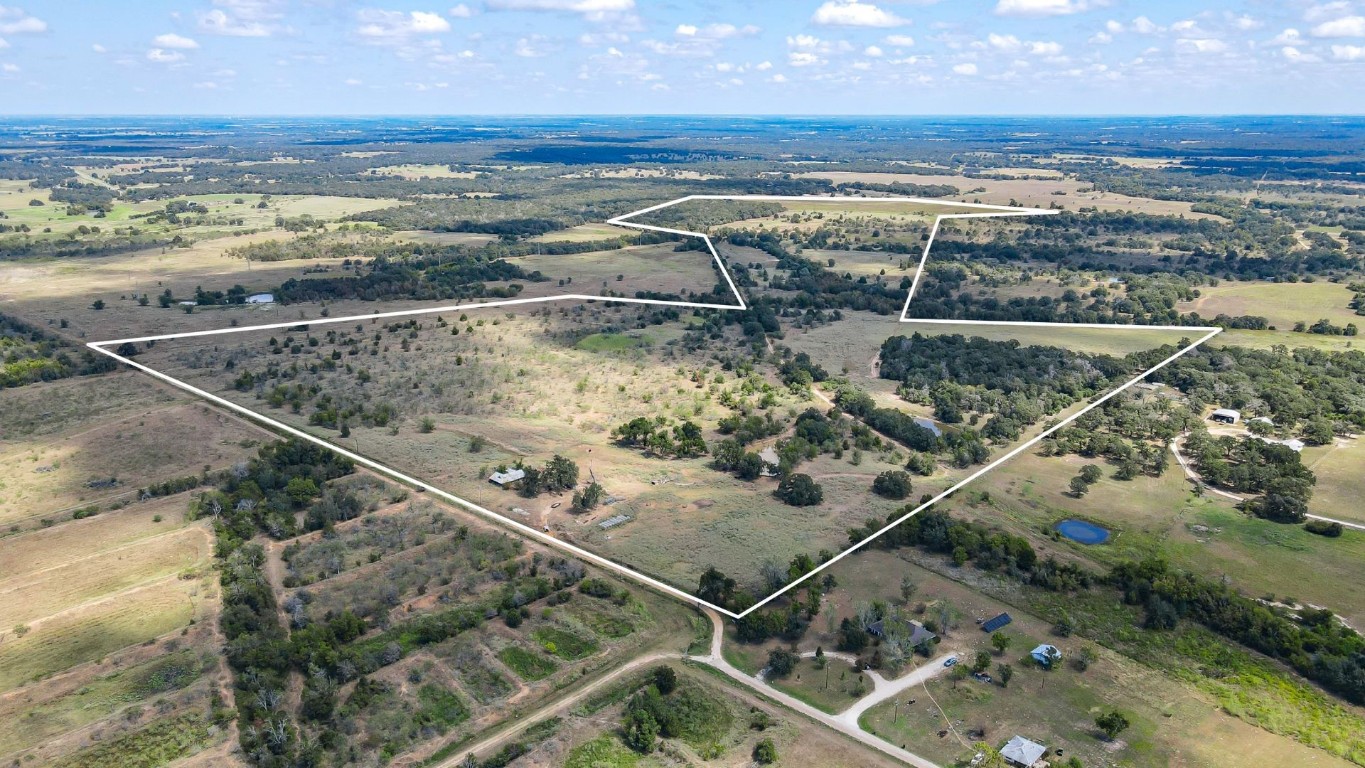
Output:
[
  {"xmin": 795, "ymin": 171, "xmax": 1217, "ymax": 218},
  {"xmin": 1179, "ymin": 280, "xmax": 1361, "ymax": 331}
]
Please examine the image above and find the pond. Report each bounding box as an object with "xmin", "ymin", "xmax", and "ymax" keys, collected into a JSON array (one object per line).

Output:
[
  {"xmin": 1055, "ymin": 519, "xmax": 1111, "ymax": 545},
  {"xmin": 913, "ymin": 417, "xmax": 943, "ymax": 436}
]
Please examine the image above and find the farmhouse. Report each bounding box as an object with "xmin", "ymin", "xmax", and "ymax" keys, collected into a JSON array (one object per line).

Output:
[
  {"xmin": 999, "ymin": 735, "xmax": 1048, "ymax": 768},
  {"xmin": 488, "ymin": 468, "xmax": 526, "ymax": 487},
  {"xmin": 981, "ymin": 612, "xmax": 1012, "ymax": 633},
  {"xmin": 1030, "ymin": 643, "xmax": 1062, "ymax": 669},
  {"xmin": 1210, "ymin": 408, "xmax": 1241, "ymax": 425},
  {"xmin": 1253, "ymin": 435, "xmax": 1306, "ymax": 452},
  {"xmin": 867, "ymin": 617, "xmax": 937, "ymax": 647}
]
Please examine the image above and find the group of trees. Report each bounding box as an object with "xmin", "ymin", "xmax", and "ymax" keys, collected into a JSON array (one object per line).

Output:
[
  {"xmin": 611, "ymin": 416, "xmax": 707, "ymax": 458},
  {"xmin": 0, "ymin": 312, "xmax": 118, "ymax": 388},
  {"xmin": 1111, "ymin": 557, "xmax": 1365, "ymax": 705},
  {"xmin": 1183, "ymin": 430, "xmax": 1316, "ymax": 522},
  {"xmin": 515, "ymin": 454, "xmax": 580, "ymax": 498}
]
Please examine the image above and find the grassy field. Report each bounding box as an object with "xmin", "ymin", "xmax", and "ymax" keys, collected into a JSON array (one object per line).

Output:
[
  {"xmin": 1180, "ymin": 280, "xmax": 1361, "ymax": 330},
  {"xmin": 507, "ymin": 241, "xmax": 722, "ymax": 301},
  {"xmin": 966, "ymin": 450, "xmax": 1365, "ymax": 629},
  {"xmin": 0, "ymin": 576, "xmax": 202, "ymax": 692},
  {"xmin": 825, "ymin": 554, "xmax": 1358, "ymax": 768},
  {"xmin": 0, "ymin": 401, "xmax": 258, "ymax": 526},
  {"xmin": 793, "ymin": 171, "xmax": 1214, "ymax": 217},
  {"xmin": 768, "ymin": 657, "xmax": 873, "ymax": 715},
  {"xmin": 1306, "ymin": 438, "xmax": 1365, "ymax": 526}
]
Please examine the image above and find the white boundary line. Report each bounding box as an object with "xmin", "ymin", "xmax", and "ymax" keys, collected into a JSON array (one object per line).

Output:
[{"xmin": 88, "ymin": 194, "xmax": 1220, "ymax": 621}]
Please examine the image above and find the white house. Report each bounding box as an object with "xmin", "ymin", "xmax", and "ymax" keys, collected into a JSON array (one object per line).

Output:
[
  {"xmin": 1000, "ymin": 735, "xmax": 1048, "ymax": 768},
  {"xmin": 1030, "ymin": 643, "xmax": 1062, "ymax": 668},
  {"xmin": 1210, "ymin": 408, "xmax": 1241, "ymax": 425},
  {"xmin": 488, "ymin": 468, "xmax": 525, "ymax": 487}
]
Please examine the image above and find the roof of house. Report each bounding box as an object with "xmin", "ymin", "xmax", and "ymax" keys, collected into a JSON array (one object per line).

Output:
[
  {"xmin": 1031, "ymin": 643, "xmax": 1061, "ymax": 658},
  {"xmin": 981, "ymin": 613, "xmax": 1012, "ymax": 633},
  {"xmin": 868, "ymin": 618, "xmax": 937, "ymax": 646},
  {"xmin": 1211, "ymin": 408, "xmax": 1241, "ymax": 419},
  {"xmin": 489, "ymin": 468, "xmax": 526, "ymax": 485},
  {"xmin": 1000, "ymin": 735, "xmax": 1047, "ymax": 766}
]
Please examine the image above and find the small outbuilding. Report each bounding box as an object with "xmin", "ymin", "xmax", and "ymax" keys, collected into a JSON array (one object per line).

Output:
[
  {"xmin": 1030, "ymin": 643, "xmax": 1062, "ymax": 669},
  {"xmin": 1000, "ymin": 735, "xmax": 1048, "ymax": 768},
  {"xmin": 488, "ymin": 468, "xmax": 526, "ymax": 487},
  {"xmin": 1210, "ymin": 408, "xmax": 1241, "ymax": 425},
  {"xmin": 981, "ymin": 612, "xmax": 1013, "ymax": 633},
  {"xmin": 758, "ymin": 447, "xmax": 781, "ymax": 478},
  {"xmin": 245, "ymin": 293, "xmax": 275, "ymax": 304}
]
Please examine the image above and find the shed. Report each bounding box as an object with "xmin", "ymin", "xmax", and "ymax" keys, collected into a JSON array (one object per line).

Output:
[
  {"xmin": 981, "ymin": 613, "xmax": 1012, "ymax": 633},
  {"xmin": 1210, "ymin": 408, "xmax": 1241, "ymax": 425},
  {"xmin": 245, "ymin": 293, "xmax": 275, "ymax": 304},
  {"xmin": 488, "ymin": 468, "xmax": 525, "ymax": 487},
  {"xmin": 1030, "ymin": 643, "xmax": 1062, "ymax": 668},
  {"xmin": 1000, "ymin": 735, "xmax": 1048, "ymax": 768}
]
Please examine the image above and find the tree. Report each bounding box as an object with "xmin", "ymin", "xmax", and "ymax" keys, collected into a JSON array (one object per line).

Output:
[
  {"xmin": 1069, "ymin": 475, "xmax": 1091, "ymax": 497},
  {"xmin": 624, "ymin": 708, "xmax": 659, "ymax": 753},
  {"xmin": 899, "ymin": 575, "xmax": 917, "ymax": 605},
  {"xmin": 652, "ymin": 665, "xmax": 677, "ymax": 695},
  {"xmin": 571, "ymin": 481, "xmax": 605, "ymax": 512},
  {"xmin": 996, "ymin": 662, "xmax": 1014, "ymax": 688},
  {"xmin": 1080, "ymin": 464, "xmax": 1103, "ymax": 484},
  {"xmin": 91, "ymin": 299, "xmax": 105, "ymax": 311},
  {"xmin": 991, "ymin": 631, "xmax": 1011, "ymax": 656},
  {"xmin": 542, "ymin": 455, "xmax": 578, "ymax": 492},
  {"xmin": 1073, "ymin": 645, "xmax": 1097, "ymax": 672},
  {"xmin": 767, "ymin": 649, "xmax": 798, "ymax": 678},
  {"xmin": 753, "ymin": 738, "xmax": 778, "ymax": 764},
  {"xmin": 872, "ymin": 470, "xmax": 913, "ymax": 500},
  {"xmin": 949, "ymin": 664, "xmax": 969, "ymax": 689},
  {"xmin": 1095, "ymin": 710, "xmax": 1130, "ymax": 741},
  {"xmin": 972, "ymin": 650, "xmax": 991, "ymax": 673},
  {"xmin": 697, "ymin": 567, "xmax": 736, "ymax": 607},
  {"xmin": 776, "ymin": 473, "xmax": 823, "ymax": 506}
]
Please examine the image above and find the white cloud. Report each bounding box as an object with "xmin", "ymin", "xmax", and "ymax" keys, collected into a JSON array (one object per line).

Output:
[
  {"xmin": 675, "ymin": 23, "xmax": 697, "ymax": 36},
  {"xmin": 449, "ymin": 4, "xmax": 473, "ymax": 17},
  {"xmin": 1332, "ymin": 44, "xmax": 1365, "ymax": 59},
  {"xmin": 1131, "ymin": 16, "xmax": 1160, "ymax": 34},
  {"xmin": 769, "ymin": 73, "xmax": 788, "ymax": 82},
  {"xmin": 676, "ymin": 23, "xmax": 758, "ymax": 39},
  {"xmin": 146, "ymin": 48, "xmax": 186, "ymax": 63},
  {"xmin": 1029, "ymin": 40, "xmax": 1062, "ymax": 55},
  {"xmin": 864, "ymin": 45, "xmax": 883, "ymax": 56},
  {"xmin": 345, "ymin": 78, "xmax": 364, "ymax": 85},
  {"xmin": 952, "ymin": 62, "xmax": 978, "ymax": 74},
  {"xmin": 885, "ymin": 34, "xmax": 915, "ymax": 47},
  {"xmin": 356, "ymin": 10, "xmax": 452, "ymax": 43},
  {"xmin": 994, "ymin": 0, "xmax": 1105, "ymax": 18},
  {"xmin": 1232, "ymin": 15, "xmax": 1261, "ymax": 31},
  {"xmin": 1312, "ymin": 16, "xmax": 1365, "ymax": 38},
  {"xmin": 755, "ymin": 60, "xmax": 773, "ymax": 70},
  {"xmin": 0, "ymin": 6, "xmax": 46, "ymax": 35},
  {"xmin": 789, "ymin": 51, "xmax": 823, "ymax": 66},
  {"xmin": 1272, "ymin": 28, "xmax": 1304, "ymax": 45},
  {"xmin": 1089, "ymin": 31, "xmax": 1113, "ymax": 44},
  {"xmin": 92, "ymin": 43, "xmax": 106, "ymax": 53},
  {"xmin": 486, "ymin": 0, "xmax": 635, "ymax": 15},
  {"xmin": 812, "ymin": 0, "xmax": 909, "ymax": 28},
  {"xmin": 1281, "ymin": 45, "xmax": 1320, "ymax": 62},
  {"xmin": 788, "ymin": 34, "xmax": 822, "ymax": 49},
  {"xmin": 515, "ymin": 36, "xmax": 546, "ymax": 56},
  {"xmin": 153, "ymin": 33, "xmax": 199, "ymax": 49},
  {"xmin": 1177, "ymin": 37, "xmax": 1227, "ymax": 53},
  {"xmin": 987, "ymin": 33, "xmax": 1021, "ymax": 51},
  {"xmin": 1306, "ymin": 2, "xmax": 1352, "ymax": 23},
  {"xmin": 2, "ymin": 62, "xmax": 18, "ymax": 72},
  {"xmin": 198, "ymin": 0, "xmax": 282, "ymax": 38},
  {"xmin": 1105, "ymin": 19, "xmax": 1123, "ymax": 33}
]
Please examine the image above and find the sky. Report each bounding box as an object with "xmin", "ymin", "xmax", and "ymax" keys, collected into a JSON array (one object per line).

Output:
[{"xmin": 0, "ymin": 0, "xmax": 1363, "ymax": 114}]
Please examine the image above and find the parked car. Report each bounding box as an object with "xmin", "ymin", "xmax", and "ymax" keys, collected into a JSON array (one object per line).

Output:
[{"xmin": 943, "ymin": 656, "xmax": 959, "ymax": 667}]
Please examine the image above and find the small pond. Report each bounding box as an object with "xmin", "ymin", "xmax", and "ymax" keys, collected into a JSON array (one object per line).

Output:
[
  {"xmin": 913, "ymin": 417, "xmax": 943, "ymax": 436},
  {"xmin": 1055, "ymin": 519, "xmax": 1111, "ymax": 545}
]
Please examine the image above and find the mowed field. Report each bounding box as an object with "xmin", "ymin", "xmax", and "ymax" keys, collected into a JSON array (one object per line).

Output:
[
  {"xmin": 0, "ymin": 494, "xmax": 213, "ymax": 692},
  {"xmin": 1179, "ymin": 280, "xmax": 1361, "ymax": 331},
  {"xmin": 830, "ymin": 553, "xmax": 1357, "ymax": 768}
]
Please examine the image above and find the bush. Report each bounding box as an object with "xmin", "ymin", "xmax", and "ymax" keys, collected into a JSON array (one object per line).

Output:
[
  {"xmin": 776, "ymin": 473, "xmax": 823, "ymax": 506},
  {"xmin": 766, "ymin": 649, "xmax": 798, "ymax": 678},
  {"xmin": 753, "ymin": 738, "xmax": 778, "ymax": 764},
  {"xmin": 872, "ymin": 470, "xmax": 912, "ymax": 499},
  {"xmin": 1305, "ymin": 519, "xmax": 1344, "ymax": 537}
]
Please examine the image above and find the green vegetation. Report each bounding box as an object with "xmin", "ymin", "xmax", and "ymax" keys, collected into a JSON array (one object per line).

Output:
[
  {"xmin": 498, "ymin": 645, "xmax": 559, "ymax": 681},
  {"xmin": 532, "ymin": 626, "xmax": 599, "ymax": 660},
  {"xmin": 51, "ymin": 713, "xmax": 215, "ymax": 768}
]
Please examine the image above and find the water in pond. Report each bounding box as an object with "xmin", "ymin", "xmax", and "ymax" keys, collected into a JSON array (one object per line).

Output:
[
  {"xmin": 1055, "ymin": 519, "xmax": 1110, "ymax": 545},
  {"xmin": 913, "ymin": 417, "xmax": 943, "ymax": 436}
]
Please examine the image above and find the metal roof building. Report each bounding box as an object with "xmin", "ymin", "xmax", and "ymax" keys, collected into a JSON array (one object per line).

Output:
[{"xmin": 1000, "ymin": 735, "xmax": 1048, "ymax": 768}]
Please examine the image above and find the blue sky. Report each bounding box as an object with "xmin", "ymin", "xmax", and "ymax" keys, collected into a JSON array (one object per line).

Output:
[{"xmin": 0, "ymin": 0, "xmax": 1363, "ymax": 114}]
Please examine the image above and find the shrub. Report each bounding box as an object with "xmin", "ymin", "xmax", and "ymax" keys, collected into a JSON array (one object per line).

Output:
[{"xmin": 872, "ymin": 470, "xmax": 912, "ymax": 499}]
